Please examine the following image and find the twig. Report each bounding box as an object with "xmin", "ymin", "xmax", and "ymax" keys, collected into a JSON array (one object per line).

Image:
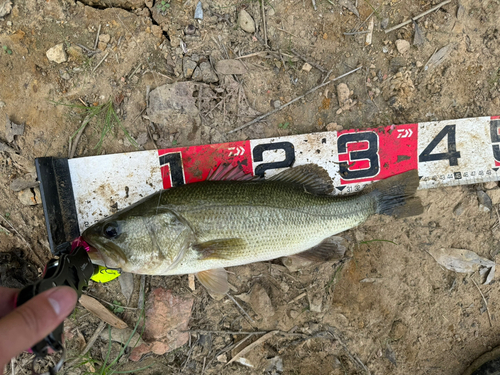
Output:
[
  {"xmin": 0, "ymin": 223, "xmax": 11, "ymax": 235},
  {"xmin": 128, "ymin": 63, "xmax": 141, "ymax": 80},
  {"xmin": 92, "ymin": 51, "xmax": 109, "ymax": 73},
  {"xmin": 291, "ymin": 48, "xmax": 326, "ymax": 73},
  {"xmin": 227, "ymin": 65, "xmax": 362, "ymax": 134},
  {"xmin": 353, "ymin": 10, "xmax": 374, "ymax": 32},
  {"xmin": 384, "ymin": 0, "xmax": 451, "ymax": 33},
  {"xmin": 261, "ymin": 0, "xmax": 268, "ymax": 47},
  {"xmin": 69, "ymin": 113, "xmax": 92, "ymax": 159},
  {"xmin": 227, "ymin": 331, "xmax": 278, "ymax": 365},
  {"xmin": 65, "ymin": 321, "xmax": 107, "ymax": 369},
  {"xmin": 471, "ymin": 278, "xmax": 493, "ymax": 328},
  {"xmin": 226, "ymin": 293, "xmax": 255, "ymax": 325},
  {"xmin": 10, "ymin": 358, "xmax": 15, "ymax": 375},
  {"xmin": 94, "ymin": 24, "xmax": 101, "ymax": 50},
  {"xmin": 288, "ymin": 292, "xmax": 307, "ymax": 304},
  {"xmin": 184, "ymin": 329, "xmax": 308, "ymax": 337},
  {"xmin": 311, "ymin": 0, "xmax": 317, "ymax": 10}
]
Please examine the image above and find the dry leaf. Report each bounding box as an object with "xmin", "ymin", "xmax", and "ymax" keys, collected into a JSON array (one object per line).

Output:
[
  {"xmin": 79, "ymin": 295, "xmax": 128, "ymax": 329},
  {"xmin": 412, "ymin": 21, "xmax": 425, "ymax": 46},
  {"xmin": 428, "ymin": 248, "xmax": 496, "ymax": 284},
  {"xmin": 425, "ymin": 44, "xmax": 454, "ymax": 70}
]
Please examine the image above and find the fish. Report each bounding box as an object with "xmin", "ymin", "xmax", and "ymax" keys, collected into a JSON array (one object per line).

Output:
[{"xmin": 82, "ymin": 164, "xmax": 422, "ymax": 294}]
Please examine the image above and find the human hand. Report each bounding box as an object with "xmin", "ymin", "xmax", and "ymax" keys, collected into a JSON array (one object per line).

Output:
[{"xmin": 0, "ymin": 286, "xmax": 77, "ymax": 370}]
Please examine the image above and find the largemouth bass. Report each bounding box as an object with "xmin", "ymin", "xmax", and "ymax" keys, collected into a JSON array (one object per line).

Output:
[{"xmin": 83, "ymin": 164, "xmax": 422, "ymax": 294}]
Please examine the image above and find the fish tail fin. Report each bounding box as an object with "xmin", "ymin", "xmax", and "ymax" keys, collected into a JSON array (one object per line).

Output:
[{"xmin": 369, "ymin": 170, "xmax": 423, "ymax": 218}]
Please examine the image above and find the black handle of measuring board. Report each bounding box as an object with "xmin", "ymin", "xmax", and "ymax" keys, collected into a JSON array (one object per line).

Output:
[{"xmin": 35, "ymin": 157, "xmax": 80, "ymax": 255}]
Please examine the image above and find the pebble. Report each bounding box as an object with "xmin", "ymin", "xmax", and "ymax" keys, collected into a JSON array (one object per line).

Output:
[
  {"xmin": 302, "ymin": 62, "xmax": 312, "ymax": 72},
  {"xmin": 416, "ymin": 61, "xmax": 423, "ymax": 68},
  {"xmin": 477, "ymin": 190, "xmax": 492, "ymax": 212},
  {"xmin": 46, "ymin": 43, "xmax": 67, "ymax": 64},
  {"xmin": 182, "ymin": 57, "xmax": 197, "ymax": 78},
  {"xmin": 381, "ymin": 17, "xmax": 389, "ymax": 29},
  {"xmin": 273, "ymin": 100, "xmax": 281, "ymax": 109},
  {"xmin": 453, "ymin": 202, "xmax": 465, "ymax": 216},
  {"xmin": 326, "ymin": 122, "xmax": 337, "ymax": 132},
  {"xmin": 0, "ymin": 0, "xmax": 12, "ymax": 17},
  {"xmin": 99, "ymin": 34, "xmax": 111, "ymax": 44},
  {"xmin": 395, "ymin": 39, "xmax": 410, "ymax": 54},
  {"xmin": 267, "ymin": 7, "xmax": 275, "ymax": 16},
  {"xmin": 307, "ymin": 293, "xmax": 323, "ymax": 313},
  {"xmin": 60, "ymin": 71, "xmax": 70, "ymax": 80},
  {"xmin": 487, "ymin": 189, "xmax": 500, "ymax": 205},
  {"xmin": 136, "ymin": 132, "xmax": 148, "ymax": 146},
  {"xmin": 199, "ymin": 61, "xmax": 218, "ymax": 83},
  {"xmin": 238, "ymin": 9, "xmax": 255, "ymax": 33}
]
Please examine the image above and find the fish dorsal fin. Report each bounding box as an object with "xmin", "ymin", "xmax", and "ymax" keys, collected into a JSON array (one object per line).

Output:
[
  {"xmin": 192, "ymin": 238, "xmax": 247, "ymax": 260},
  {"xmin": 206, "ymin": 163, "xmax": 257, "ymax": 181},
  {"xmin": 295, "ymin": 236, "xmax": 348, "ymax": 261},
  {"xmin": 269, "ymin": 164, "xmax": 334, "ymax": 195},
  {"xmin": 196, "ymin": 268, "xmax": 229, "ymax": 294}
]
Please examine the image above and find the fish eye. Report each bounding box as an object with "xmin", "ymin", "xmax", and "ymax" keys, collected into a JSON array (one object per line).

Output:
[{"xmin": 103, "ymin": 221, "xmax": 121, "ymax": 239}]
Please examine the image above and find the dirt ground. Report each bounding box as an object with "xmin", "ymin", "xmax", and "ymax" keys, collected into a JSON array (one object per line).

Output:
[{"xmin": 1, "ymin": 0, "xmax": 500, "ymax": 373}]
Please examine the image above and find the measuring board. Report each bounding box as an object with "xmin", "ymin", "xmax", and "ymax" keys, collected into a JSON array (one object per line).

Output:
[{"xmin": 37, "ymin": 115, "xmax": 500, "ymax": 254}]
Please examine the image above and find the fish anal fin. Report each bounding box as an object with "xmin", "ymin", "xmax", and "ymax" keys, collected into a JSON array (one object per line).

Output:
[
  {"xmin": 193, "ymin": 238, "xmax": 246, "ymax": 260},
  {"xmin": 196, "ymin": 268, "xmax": 229, "ymax": 294},
  {"xmin": 296, "ymin": 236, "xmax": 348, "ymax": 261},
  {"xmin": 269, "ymin": 164, "xmax": 333, "ymax": 195},
  {"xmin": 206, "ymin": 163, "xmax": 258, "ymax": 182}
]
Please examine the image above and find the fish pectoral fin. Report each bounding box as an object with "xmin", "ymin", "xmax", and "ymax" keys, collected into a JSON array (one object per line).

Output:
[
  {"xmin": 269, "ymin": 164, "xmax": 333, "ymax": 195},
  {"xmin": 295, "ymin": 236, "xmax": 348, "ymax": 261},
  {"xmin": 192, "ymin": 238, "xmax": 246, "ymax": 260},
  {"xmin": 196, "ymin": 268, "xmax": 229, "ymax": 294},
  {"xmin": 206, "ymin": 163, "xmax": 258, "ymax": 181}
]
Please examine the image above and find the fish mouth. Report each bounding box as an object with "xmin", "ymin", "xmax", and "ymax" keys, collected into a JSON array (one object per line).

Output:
[{"xmin": 83, "ymin": 236, "xmax": 123, "ymax": 269}]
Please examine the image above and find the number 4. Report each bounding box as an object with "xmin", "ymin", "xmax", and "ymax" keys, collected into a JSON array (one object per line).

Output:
[{"xmin": 419, "ymin": 125, "xmax": 461, "ymax": 166}]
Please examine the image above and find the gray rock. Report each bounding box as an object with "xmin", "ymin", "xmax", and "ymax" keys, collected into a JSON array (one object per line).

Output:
[
  {"xmin": 395, "ymin": 39, "xmax": 410, "ymax": 54},
  {"xmin": 46, "ymin": 43, "xmax": 67, "ymax": 64},
  {"xmin": 453, "ymin": 202, "xmax": 465, "ymax": 216},
  {"xmin": 307, "ymin": 292, "xmax": 323, "ymax": 313},
  {"xmin": 215, "ymin": 59, "xmax": 247, "ymax": 75},
  {"xmin": 0, "ymin": 0, "xmax": 12, "ymax": 17},
  {"xmin": 238, "ymin": 9, "xmax": 255, "ymax": 33},
  {"xmin": 192, "ymin": 66, "xmax": 202, "ymax": 81},
  {"xmin": 194, "ymin": 0, "xmax": 203, "ymax": 19},
  {"xmin": 190, "ymin": 53, "xmax": 200, "ymax": 62},
  {"xmin": 183, "ymin": 57, "xmax": 197, "ymax": 78},
  {"xmin": 381, "ymin": 17, "xmax": 389, "ymax": 29},
  {"xmin": 147, "ymin": 82, "xmax": 200, "ymax": 123},
  {"xmin": 10, "ymin": 178, "xmax": 38, "ymax": 192},
  {"xmin": 249, "ymin": 284, "xmax": 274, "ymax": 318},
  {"xmin": 477, "ymin": 190, "xmax": 492, "ymax": 212},
  {"xmin": 136, "ymin": 132, "xmax": 148, "ymax": 146},
  {"xmin": 60, "ymin": 71, "xmax": 71, "ymax": 80},
  {"xmin": 488, "ymin": 188, "xmax": 500, "ymax": 205},
  {"xmin": 199, "ymin": 61, "xmax": 218, "ymax": 83}
]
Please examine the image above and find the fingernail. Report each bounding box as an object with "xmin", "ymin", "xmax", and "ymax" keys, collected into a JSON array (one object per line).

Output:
[{"xmin": 47, "ymin": 287, "xmax": 77, "ymax": 317}]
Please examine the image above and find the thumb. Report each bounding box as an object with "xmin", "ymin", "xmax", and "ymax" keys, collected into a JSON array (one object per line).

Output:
[{"xmin": 0, "ymin": 286, "xmax": 77, "ymax": 367}]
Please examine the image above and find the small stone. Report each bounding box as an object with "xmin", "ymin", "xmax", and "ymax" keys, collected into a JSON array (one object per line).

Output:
[
  {"xmin": 381, "ymin": 17, "xmax": 389, "ymax": 29},
  {"xmin": 98, "ymin": 41, "xmax": 107, "ymax": 51},
  {"xmin": 0, "ymin": 0, "xmax": 13, "ymax": 17},
  {"xmin": 0, "ymin": 101, "xmax": 5, "ymax": 108},
  {"xmin": 152, "ymin": 133, "xmax": 159, "ymax": 141},
  {"xmin": 217, "ymin": 353, "xmax": 228, "ymax": 363},
  {"xmin": 67, "ymin": 45, "xmax": 84, "ymax": 61},
  {"xmin": 249, "ymin": 284, "xmax": 275, "ymax": 318},
  {"xmin": 182, "ymin": 57, "xmax": 197, "ymax": 78},
  {"xmin": 326, "ymin": 122, "xmax": 337, "ymax": 132},
  {"xmin": 190, "ymin": 53, "xmax": 200, "ymax": 62},
  {"xmin": 453, "ymin": 202, "xmax": 465, "ymax": 216},
  {"xmin": 184, "ymin": 24, "xmax": 196, "ymax": 35},
  {"xmin": 488, "ymin": 189, "xmax": 500, "ymax": 205},
  {"xmin": 273, "ymin": 100, "xmax": 281, "ymax": 109},
  {"xmin": 267, "ymin": 7, "xmax": 275, "ymax": 16},
  {"xmin": 389, "ymin": 320, "xmax": 407, "ymax": 341},
  {"xmin": 485, "ymin": 181, "xmax": 498, "ymax": 189},
  {"xmin": 18, "ymin": 187, "xmax": 41, "ymax": 206},
  {"xmin": 238, "ymin": 9, "xmax": 255, "ymax": 33},
  {"xmin": 477, "ymin": 190, "xmax": 492, "ymax": 212},
  {"xmin": 395, "ymin": 39, "xmax": 410, "ymax": 54},
  {"xmin": 192, "ymin": 66, "xmax": 202, "ymax": 81},
  {"xmin": 199, "ymin": 61, "xmax": 218, "ymax": 83},
  {"xmin": 136, "ymin": 132, "xmax": 148, "ymax": 146},
  {"xmin": 99, "ymin": 34, "xmax": 111, "ymax": 44},
  {"xmin": 60, "ymin": 71, "xmax": 70, "ymax": 80},
  {"xmin": 46, "ymin": 43, "xmax": 67, "ymax": 64},
  {"xmin": 416, "ymin": 61, "xmax": 423, "ymax": 68},
  {"xmin": 302, "ymin": 62, "xmax": 312, "ymax": 72},
  {"xmin": 194, "ymin": 0, "xmax": 203, "ymax": 19},
  {"xmin": 307, "ymin": 293, "xmax": 322, "ymax": 313}
]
